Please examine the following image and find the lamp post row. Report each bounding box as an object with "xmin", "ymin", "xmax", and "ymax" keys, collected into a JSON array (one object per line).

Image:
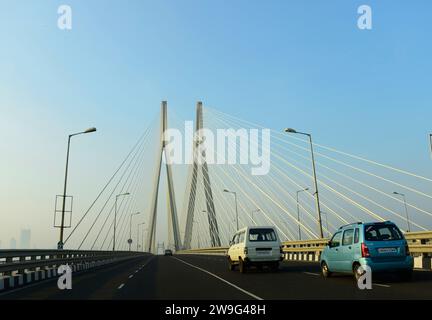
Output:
[
  {"xmin": 57, "ymin": 126, "xmax": 431, "ymax": 250},
  {"xmin": 137, "ymin": 222, "xmax": 145, "ymax": 252},
  {"xmin": 129, "ymin": 211, "xmax": 141, "ymax": 251},
  {"xmin": 57, "ymin": 127, "xmax": 148, "ymax": 252}
]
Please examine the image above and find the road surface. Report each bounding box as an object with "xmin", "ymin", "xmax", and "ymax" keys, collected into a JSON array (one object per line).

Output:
[{"xmin": 2, "ymin": 254, "xmax": 432, "ymax": 300}]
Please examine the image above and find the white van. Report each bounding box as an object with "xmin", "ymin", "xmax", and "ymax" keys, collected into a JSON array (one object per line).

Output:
[{"xmin": 227, "ymin": 226, "xmax": 283, "ymax": 273}]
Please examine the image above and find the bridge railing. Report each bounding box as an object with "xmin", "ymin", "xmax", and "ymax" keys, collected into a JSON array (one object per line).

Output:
[
  {"xmin": 176, "ymin": 231, "xmax": 432, "ymax": 270},
  {"xmin": 0, "ymin": 249, "xmax": 147, "ymax": 291}
]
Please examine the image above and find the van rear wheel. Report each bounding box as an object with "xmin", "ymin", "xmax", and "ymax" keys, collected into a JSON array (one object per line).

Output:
[
  {"xmin": 239, "ymin": 258, "xmax": 247, "ymax": 274},
  {"xmin": 228, "ymin": 258, "xmax": 235, "ymax": 271}
]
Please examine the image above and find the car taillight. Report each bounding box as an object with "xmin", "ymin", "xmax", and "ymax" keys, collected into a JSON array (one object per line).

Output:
[
  {"xmin": 405, "ymin": 244, "xmax": 410, "ymax": 256},
  {"xmin": 244, "ymin": 247, "xmax": 248, "ymax": 254},
  {"xmin": 361, "ymin": 243, "xmax": 370, "ymax": 257}
]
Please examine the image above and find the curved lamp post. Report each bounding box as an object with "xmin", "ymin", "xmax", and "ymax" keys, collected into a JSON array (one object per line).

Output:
[
  {"xmin": 393, "ymin": 192, "xmax": 411, "ymax": 232},
  {"xmin": 223, "ymin": 189, "xmax": 239, "ymax": 231},
  {"xmin": 114, "ymin": 192, "xmax": 130, "ymax": 251},
  {"xmin": 58, "ymin": 127, "xmax": 96, "ymax": 250},
  {"xmin": 129, "ymin": 212, "xmax": 141, "ymax": 251},
  {"xmin": 285, "ymin": 128, "xmax": 323, "ymax": 238}
]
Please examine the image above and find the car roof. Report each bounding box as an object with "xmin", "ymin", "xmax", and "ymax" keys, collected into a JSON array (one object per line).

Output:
[
  {"xmin": 338, "ymin": 221, "xmax": 396, "ymax": 230},
  {"xmin": 235, "ymin": 226, "xmax": 276, "ymax": 233}
]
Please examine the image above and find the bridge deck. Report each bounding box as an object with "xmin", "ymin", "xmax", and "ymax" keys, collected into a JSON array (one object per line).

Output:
[{"xmin": 2, "ymin": 255, "xmax": 432, "ymax": 300}]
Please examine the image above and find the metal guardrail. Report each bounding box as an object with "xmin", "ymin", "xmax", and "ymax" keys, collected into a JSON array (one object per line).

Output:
[
  {"xmin": 0, "ymin": 249, "xmax": 148, "ymax": 291},
  {"xmin": 0, "ymin": 249, "xmax": 144, "ymax": 275},
  {"xmin": 178, "ymin": 247, "xmax": 228, "ymax": 255}
]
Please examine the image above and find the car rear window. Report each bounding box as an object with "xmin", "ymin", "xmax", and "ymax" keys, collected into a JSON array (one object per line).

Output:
[
  {"xmin": 249, "ymin": 228, "xmax": 277, "ymax": 241},
  {"xmin": 364, "ymin": 224, "xmax": 403, "ymax": 241}
]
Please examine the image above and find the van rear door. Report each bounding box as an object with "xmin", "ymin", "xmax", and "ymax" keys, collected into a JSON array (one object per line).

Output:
[{"xmin": 247, "ymin": 228, "xmax": 280, "ymax": 258}]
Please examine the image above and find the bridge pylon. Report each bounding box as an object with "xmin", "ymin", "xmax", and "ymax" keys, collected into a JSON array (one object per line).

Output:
[
  {"xmin": 146, "ymin": 101, "xmax": 182, "ymax": 253},
  {"xmin": 183, "ymin": 102, "xmax": 221, "ymax": 249}
]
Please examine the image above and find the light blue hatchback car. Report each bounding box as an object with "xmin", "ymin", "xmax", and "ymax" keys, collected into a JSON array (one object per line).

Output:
[{"xmin": 320, "ymin": 221, "xmax": 413, "ymax": 280}]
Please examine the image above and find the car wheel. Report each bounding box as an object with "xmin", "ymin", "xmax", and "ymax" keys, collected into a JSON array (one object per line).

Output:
[
  {"xmin": 321, "ymin": 262, "xmax": 332, "ymax": 278},
  {"xmin": 353, "ymin": 263, "xmax": 364, "ymax": 281},
  {"xmin": 239, "ymin": 258, "xmax": 247, "ymax": 274}
]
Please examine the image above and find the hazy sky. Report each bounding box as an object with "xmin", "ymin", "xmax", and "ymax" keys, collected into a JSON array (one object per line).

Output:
[{"xmin": 1, "ymin": 0, "xmax": 431, "ymax": 249}]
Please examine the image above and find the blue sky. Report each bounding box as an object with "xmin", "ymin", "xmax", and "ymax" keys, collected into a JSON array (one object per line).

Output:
[{"xmin": 0, "ymin": 0, "xmax": 431, "ymax": 248}]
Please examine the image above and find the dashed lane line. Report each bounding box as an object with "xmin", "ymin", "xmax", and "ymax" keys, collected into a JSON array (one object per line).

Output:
[
  {"xmin": 120, "ymin": 256, "xmax": 155, "ymax": 289},
  {"xmin": 374, "ymin": 283, "xmax": 391, "ymax": 288},
  {"xmin": 172, "ymin": 256, "xmax": 263, "ymax": 300}
]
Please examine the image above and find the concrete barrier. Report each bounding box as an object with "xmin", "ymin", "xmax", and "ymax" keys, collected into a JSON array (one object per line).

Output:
[
  {"xmin": 0, "ymin": 249, "xmax": 148, "ymax": 292},
  {"xmin": 414, "ymin": 255, "xmax": 432, "ymax": 269},
  {"xmin": 9, "ymin": 274, "xmax": 24, "ymax": 288},
  {"xmin": 178, "ymin": 231, "xmax": 432, "ymax": 270}
]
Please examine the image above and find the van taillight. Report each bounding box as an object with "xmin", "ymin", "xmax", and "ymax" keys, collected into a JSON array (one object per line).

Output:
[
  {"xmin": 405, "ymin": 244, "xmax": 410, "ymax": 256},
  {"xmin": 361, "ymin": 243, "xmax": 370, "ymax": 258}
]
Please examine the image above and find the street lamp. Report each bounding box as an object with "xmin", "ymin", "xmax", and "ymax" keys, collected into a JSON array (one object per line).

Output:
[
  {"xmin": 137, "ymin": 222, "xmax": 145, "ymax": 252},
  {"xmin": 251, "ymin": 208, "xmax": 260, "ymax": 224},
  {"xmin": 223, "ymin": 189, "xmax": 239, "ymax": 231},
  {"xmin": 114, "ymin": 192, "xmax": 130, "ymax": 251},
  {"xmin": 296, "ymin": 187, "xmax": 309, "ymax": 240},
  {"xmin": 393, "ymin": 192, "xmax": 411, "ymax": 232},
  {"xmin": 285, "ymin": 128, "xmax": 323, "ymax": 238},
  {"xmin": 58, "ymin": 127, "xmax": 97, "ymax": 250},
  {"xmin": 129, "ymin": 212, "xmax": 141, "ymax": 251}
]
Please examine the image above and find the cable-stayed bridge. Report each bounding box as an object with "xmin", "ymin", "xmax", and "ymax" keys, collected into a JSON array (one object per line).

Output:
[{"xmin": 1, "ymin": 101, "xmax": 432, "ymax": 299}]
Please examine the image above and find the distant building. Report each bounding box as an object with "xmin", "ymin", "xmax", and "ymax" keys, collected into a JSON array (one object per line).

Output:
[
  {"xmin": 10, "ymin": 238, "xmax": 17, "ymax": 249},
  {"xmin": 20, "ymin": 229, "xmax": 31, "ymax": 249}
]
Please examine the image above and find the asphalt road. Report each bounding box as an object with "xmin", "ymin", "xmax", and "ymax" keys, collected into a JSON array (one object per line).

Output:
[{"xmin": 1, "ymin": 254, "xmax": 432, "ymax": 300}]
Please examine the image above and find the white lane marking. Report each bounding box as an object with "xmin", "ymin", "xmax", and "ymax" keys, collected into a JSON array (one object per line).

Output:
[
  {"xmin": 118, "ymin": 283, "xmax": 125, "ymax": 289},
  {"xmin": 374, "ymin": 283, "xmax": 391, "ymax": 288},
  {"xmin": 303, "ymin": 272, "xmax": 320, "ymax": 276},
  {"xmin": 172, "ymin": 257, "xmax": 263, "ymax": 300},
  {"xmin": 125, "ymin": 256, "xmax": 154, "ymax": 282}
]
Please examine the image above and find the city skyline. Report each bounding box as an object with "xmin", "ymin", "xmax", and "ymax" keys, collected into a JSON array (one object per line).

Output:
[{"xmin": 1, "ymin": 229, "xmax": 32, "ymax": 249}]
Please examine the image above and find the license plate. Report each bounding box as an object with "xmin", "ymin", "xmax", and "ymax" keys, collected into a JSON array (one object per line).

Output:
[{"xmin": 378, "ymin": 247, "xmax": 397, "ymax": 254}]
